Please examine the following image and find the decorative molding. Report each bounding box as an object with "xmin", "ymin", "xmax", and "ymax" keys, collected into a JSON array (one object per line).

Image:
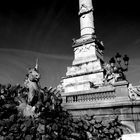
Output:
[
  {"xmin": 66, "ymin": 90, "xmax": 116, "ymax": 103},
  {"xmin": 72, "ymin": 37, "xmax": 95, "ymax": 47},
  {"xmin": 128, "ymin": 84, "xmax": 140, "ymax": 100},
  {"xmin": 74, "ymin": 43, "xmax": 96, "ymax": 59}
]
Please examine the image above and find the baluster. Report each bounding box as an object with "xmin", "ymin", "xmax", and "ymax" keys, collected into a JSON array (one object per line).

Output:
[
  {"xmin": 83, "ymin": 95, "xmax": 85, "ymax": 102},
  {"xmin": 103, "ymin": 92, "xmax": 106, "ymax": 100},
  {"xmin": 83, "ymin": 95, "xmax": 85, "ymax": 101},
  {"xmin": 100, "ymin": 93, "xmax": 103, "ymax": 100},
  {"xmin": 87, "ymin": 94, "xmax": 90, "ymax": 101},
  {"xmin": 67, "ymin": 97, "xmax": 69, "ymax": 103},
  {"xmin": 92, "ymin": 93, "xmax": 95, "ymax": 100},
  {"xmin": 77, "ymin": 95, "xmax": 80, "ymax": 102},
  {"xmin": 85, "ymin": 95, "xmax": 88, "ymax": 101},
  {"xmin": 70, "ymin": 96, "xmax": 72, "ymax": 103},
  {"xmin": 73, "ymin": 95, "xmax": 75, "ymax": 102}
]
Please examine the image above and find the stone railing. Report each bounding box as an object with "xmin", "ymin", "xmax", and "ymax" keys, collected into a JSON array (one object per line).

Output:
[{"xmin": 66, "ymin": 90, "xmax": 116, "ymax": 103}]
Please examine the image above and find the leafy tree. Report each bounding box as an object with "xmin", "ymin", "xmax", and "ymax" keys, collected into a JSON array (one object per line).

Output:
[{"xmin": 0, "ymin": 84, "xmax": 123, "ymax": 140}]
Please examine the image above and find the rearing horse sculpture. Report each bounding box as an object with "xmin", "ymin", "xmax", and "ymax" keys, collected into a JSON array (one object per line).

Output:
[
  {"xmin": 24, "ymin": 59, "xmax": 41, "ymax": 105},
  {"xmin": 17, "ymin": 59, "xmax": 42, "ymax": 117}
]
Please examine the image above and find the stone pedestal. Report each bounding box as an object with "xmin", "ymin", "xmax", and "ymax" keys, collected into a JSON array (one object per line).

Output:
[
  {"xmin": 62, "ymin": 80, "xmax": 140, "ymax": 133},
  {"xmin": 62, "ymin": 38, "xmax": 104, "ymax": 94}
]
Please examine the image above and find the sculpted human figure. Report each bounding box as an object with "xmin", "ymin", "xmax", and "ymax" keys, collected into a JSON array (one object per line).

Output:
[{"xmin": 103, "ymin": 63, "xmax": 119, "ymax": 85}]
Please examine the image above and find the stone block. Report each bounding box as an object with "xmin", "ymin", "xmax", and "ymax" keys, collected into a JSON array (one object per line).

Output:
[
  {"xmin": 63, "ymin": 72, "xmax": 104, "ymax": 88},
  {"xmin": 119, "ymin": 113, "xmax": 133, "ymax": 121},
  {"xmin": 133, "ymin": 107, "xmax": 140, "ymax": 114},
  {"xmin": 62, "ymin": 85, "xmax": 115, "ymax": 97},
  {"xmin": 73, "ymin": 55, "xmax": 97, "ymax": 65},
  {"xmin": 121, "ymin": 133, "xmax": 140, "ymax": 140},
  {"xmin": 115, "ymin": 81, "xmax": 129, "ymax": 98},
  {"xmin": 64, "ymin": 81, "xmax": 91, "ymax": 93},
  {"xmin": 66, "ymin": 60, "xmax": 102, "ymax": 76},
  {"xmin": 121, "ymin": 107, "xmax": 132, "ymax": 114}
]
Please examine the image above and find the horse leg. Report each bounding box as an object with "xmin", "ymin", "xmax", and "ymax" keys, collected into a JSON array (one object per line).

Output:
[{"xmin": 28, "ymin": 91, "xmax": 34, "ymax": 103}]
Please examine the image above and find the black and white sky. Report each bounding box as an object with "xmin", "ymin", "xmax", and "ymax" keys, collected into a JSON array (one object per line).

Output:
[{"xmin": 0, "ymin": 0, "xmax": 140, "ymax": 87}]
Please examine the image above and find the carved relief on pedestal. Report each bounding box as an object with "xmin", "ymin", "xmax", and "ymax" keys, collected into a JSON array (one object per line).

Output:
[
  {"xmin": 73, "ymin": 43, "xmax": 100, "ymax": 65},
  {"xmin": 128, "ymin": 84, "xmax": 140, "ymax": 100},
  {"xmin": 74, "ymin": 43, "xmax": 96, "ymax": 59}
]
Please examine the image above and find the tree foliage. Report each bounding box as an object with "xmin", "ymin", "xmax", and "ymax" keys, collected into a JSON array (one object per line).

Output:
[{"xmin": 0, "ymin": 84, "xmax": 123, "ymax": 140}]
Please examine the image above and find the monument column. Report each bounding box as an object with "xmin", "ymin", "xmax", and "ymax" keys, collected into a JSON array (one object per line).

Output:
[
  {"xmin": 62, "ymin": 0, "xmax": 104, "ymax": 105},
  {"xmin": 79, "ymin": 0, "xmax": 95, "ymax": 38}
]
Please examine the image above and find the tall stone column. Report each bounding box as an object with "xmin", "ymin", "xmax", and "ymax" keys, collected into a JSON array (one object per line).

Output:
[
  {"xmin": 62, "ymin": 0, "xmax": 104, "ymax": 104},
  {"xmin": 79, "ymin": 0, "xmax": 95, "ymax": 38}
]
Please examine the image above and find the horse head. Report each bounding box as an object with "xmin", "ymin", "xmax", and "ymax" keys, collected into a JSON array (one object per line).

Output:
[
  {"xmin": 27, "ymin": 68, "xmax": 40, "ymax": 82},
  {"xmin": 26, "ymin": 58, "xmax": 40, "ymax": 82}
]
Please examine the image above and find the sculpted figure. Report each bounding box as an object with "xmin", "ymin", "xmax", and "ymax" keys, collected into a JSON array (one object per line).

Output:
[
  {"xmin": 103, "ymin": 63, "xmax": 119, "ymax": 85},
  {"xmin": 17, "ymin": 59, "xmax": 42, "ymax": 117},
  {"xmin": 17, "ymin": 59, "xmax": 61, "ymax": 117},
  {"xmin": 24, "ymin": 59, "xmax": 41, "ymax": 105}
]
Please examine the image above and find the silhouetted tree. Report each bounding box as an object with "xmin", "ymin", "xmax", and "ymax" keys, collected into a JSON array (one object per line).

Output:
[{"xmin": 0, "ymin": 84, "xmax": 123, "ymax": 140}]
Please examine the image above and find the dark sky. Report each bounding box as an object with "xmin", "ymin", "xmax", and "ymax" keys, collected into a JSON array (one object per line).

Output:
[{"xmin": 0, "ymin": 0, "xmax": 140, "ymax": 87}]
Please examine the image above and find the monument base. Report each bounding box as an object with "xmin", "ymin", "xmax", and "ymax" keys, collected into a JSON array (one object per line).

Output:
[{"xmin": 62, "ymin": 81, "xmax": 140, "ymax": 133}]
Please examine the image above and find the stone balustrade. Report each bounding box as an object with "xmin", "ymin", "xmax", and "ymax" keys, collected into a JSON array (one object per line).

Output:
[{"xmin": 66, "ymin": 90, "xmax": 115, "ymax": 103}]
